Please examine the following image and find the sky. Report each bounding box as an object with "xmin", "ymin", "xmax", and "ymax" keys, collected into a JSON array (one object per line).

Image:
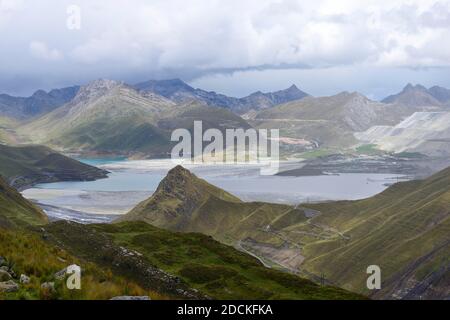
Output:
[{"xmin": 1, "ymin": 0, "xmax": 450, "ymax": 99}]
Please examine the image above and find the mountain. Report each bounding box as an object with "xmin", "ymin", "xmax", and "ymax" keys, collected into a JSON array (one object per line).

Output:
[
  {"xmin": 382, "ymin": 84, "xmax": 450, "ymax": 107},
  {"xmin": 20, "ymin": 79, "xmax": 251, "ymax": 157},
  {"xmin": 45, "ymin": 220, "xmax": 362, "ymax": 300},
  {"xmin": 135, "ymin": 79, "xmax": 309, "ymax": 114},
  {"xmin": 250, "ymin": 92, "xmax": 414, "ymax": 150},
  {"xmin": 0, "ymin": 175, "xmax": 48, "ymax": 228},
  {"xmin": 0, "ymin": 86, "xmax": 80, "ymax": 119},
  {"xmin": 0, "ymin": 144, "xmax": 108, "ymax": 189},
  {"xmin": 355, "ymin": 111, "xmax": 450, "ymax": 156},
  {"xmin": 429, "ymin": 86, "xmax": 450, "ymax": 104},
  {"xmin": 116, "ymin": 166, "xmax": 307, "ymax": 243},
  {"xmin": 0, "ymin": 165, "xmax": 361, "ymax": 300},
  {"xmin": 119, "ymin": 166, "xmax": 450, "ymax": 299},
  {"xmin": 300, "ymin": 166, "xmax": 450, "ymax": 299}
]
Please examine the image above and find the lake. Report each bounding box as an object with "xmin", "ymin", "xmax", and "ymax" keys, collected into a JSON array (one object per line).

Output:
[{"xmin": 22, "ymin": 158, "xmax": 405, "ymax": 223}]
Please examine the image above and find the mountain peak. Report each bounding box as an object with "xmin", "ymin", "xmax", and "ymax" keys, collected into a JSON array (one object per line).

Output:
[
  {"xmin": 84, "ymin": 79, "xmax": 122, "ymax": 90},
  {"xmin": 382, "ymin": 83, "xmax": 444, "ymax": 106},
  {"xmin": 116, "ymin": 166, "xmax": 241, "ymax": 226},
  {"xmin": 71, "ymin": 79, "xmax": 124, "ymax": 104}
]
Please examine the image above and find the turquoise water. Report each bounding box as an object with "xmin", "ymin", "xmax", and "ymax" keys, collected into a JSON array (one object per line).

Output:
[
  {"xmin": 23, "ymin": 159, "xmax": 405, "ymax": 222},
  {"xmin": 35, "ymin": 171, "xmax": 164, "ymax": 192},
  {"xmin": 75, "ymin": 157, "xmax": 128, "ymax": 167}
]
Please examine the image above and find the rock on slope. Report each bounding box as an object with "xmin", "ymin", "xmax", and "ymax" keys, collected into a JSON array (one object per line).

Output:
[
  {"xmin": 250, "ymin": 92, "xmax": 415, "ymax": 149},
  {"xmin": 355, "ymin": 112, "xmax": 450, "ymax": 156}
]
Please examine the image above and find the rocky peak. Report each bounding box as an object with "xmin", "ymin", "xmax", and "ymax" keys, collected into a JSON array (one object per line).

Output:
[
  {"xmin": 71, "ymin": 79, "xmax": 123, "ymax": 105},
  {"xmin": 156, "ymin": 166, "xmax": 198, "ymax": 199},
  {"xmin": 403, "ymin": 83, "xmax": 427, "ymax": 92}
]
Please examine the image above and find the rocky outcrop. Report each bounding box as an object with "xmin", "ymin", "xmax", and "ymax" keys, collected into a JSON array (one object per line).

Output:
[
  {"xmin": 44, "ymin": 220, "xmax": 208, "ymax": 300},
  {"xmin": 110, "ymin": 296, "xmax": 151, "ymax": 300},
  {"xmin": 0, "ymin": 269, "xmax": 12, "ymax": 282},
  {"xmin": 0, "ymin": 280, "xmax": 19, "ymax": 293},
  {"xmin": 20, "ymin": 274, "xmax": 30, "ymax": 284}
]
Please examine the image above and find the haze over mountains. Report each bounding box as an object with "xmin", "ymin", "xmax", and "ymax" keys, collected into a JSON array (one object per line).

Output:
[
  {"xmin": 0, "ymin": 86, "xmax": 80, "ymax": 119},
  {"xmin": 382, "ymin": 84, "xmax": 450, "ymax": 107},
  {"xmin": 135, "ymin": 79, "xmax": 309, "ymax": 114}
]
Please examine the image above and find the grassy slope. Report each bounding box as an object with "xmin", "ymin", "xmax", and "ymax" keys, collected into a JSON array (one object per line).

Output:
[
  {"xmin": 0, "ymin": 144, "xmax": 107, "ymax": 189},
  {"xmin": 0, "ymin": 229, "xmax": 164, "ymax": 300},
  {"xmin": 121, "ymin": 165, "xmax": 450, "ymax": 299},
  {"xmin": 0, "ymin": 174, "xmax": 160, "ymax": 300},
  {"xmin": 19, "ymin": 84, "xmax": 252, "ymax": 156},
  {"xmin": 20, "ymin": 85, "xmax": 171, "ymax": 154},
  {"xmin": 0, "ymin": 175, "xmax": 48, "ymax": 229},
  {"xmin": 118, "ymin": 166, "xmax": 306, "ymax": 244},
  {"xmin": 89, "ymin": 222, "xmax": 363, "ymax": 300},
  {"xmin": 299, "ymin": 167, "xmax": 450, "ymax": 298}
]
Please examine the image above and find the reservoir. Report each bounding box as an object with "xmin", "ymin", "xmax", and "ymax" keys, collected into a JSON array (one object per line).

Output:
[{"xmin": 22, "ymin": 158, "xmax": 405, "ymax": 223}]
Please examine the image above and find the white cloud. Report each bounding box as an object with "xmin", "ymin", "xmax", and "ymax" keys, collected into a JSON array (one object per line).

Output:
[
  {"xmin": 1, "ymin": 0, "xmax": 450, "ymax": 95},
  {"xmin": 29, "ymin": 41, "xmax": 63, "ymax": 61},
  {"xmin": 60, "ymin": 0, "xmax": 450, "ymax": 69}
]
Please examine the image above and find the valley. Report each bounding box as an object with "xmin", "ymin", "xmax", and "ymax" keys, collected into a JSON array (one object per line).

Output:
[{"xmin": 0, "ymin": 78, "xmax": 449, "ymax": 301}]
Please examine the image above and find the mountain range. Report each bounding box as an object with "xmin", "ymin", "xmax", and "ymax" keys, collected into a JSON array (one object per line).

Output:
[
  {"xmin": 0, "ymin": 79, "xmax": 449, "ymax": 158},
  {"xmin": 249, "ymin": 92, "xmax": 415, "ymax": 150},
  {"xmin": 117, "ymin": 165, "xmax": 450, "ymax": 299},
  {"xmin": 0, "ymin": 86, "xmax": 79, "ymax": 119},
  {"xmin": 19, "ymin": 79, "xmax": 251, "ymax": 156},
  {"xmin": 134, "ymin": 79, "xmax": 309, "ymax": 114},
  {"xmin": 382, "ymin": 84, "xmax": 450, "ymax": 107}
]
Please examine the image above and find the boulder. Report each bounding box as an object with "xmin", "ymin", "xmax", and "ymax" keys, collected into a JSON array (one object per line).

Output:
[
  {"xmin": 0, "ymin": 280, "xmax": 19, "ymax": 293},
  {"xmin": 110, "ymin": 296, "xmax": 151, "ymax": 300},
  {"xmin": 20, "ymin": 274, "xmax": 30, "ymax": 284},
  {"xmin": 0, "ymin": 269, "xmax": 12, "ymax": 282},
  {"xmin": 54, "ymin": 264, "xmax": 81, "ymax": 280},
  {"xmin": 54, "ymin": 268, "xmax": 66, "ymax": 280},
  {"xmin": 41, "ymin": 282, "xmax": 56, "ymax": 293}
]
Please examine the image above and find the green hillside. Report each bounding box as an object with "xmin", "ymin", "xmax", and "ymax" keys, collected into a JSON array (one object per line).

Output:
[
  {"xmin": 117, "ymin": 166, "xmax": 306, "ymax": 244},
  {"xmin": 0, "ymin": 164, "xmax": 361, "ymax": 300},
  {"xmin": 0, "ymin": 144, "xmax": 108, "ymax": 189},
  {"xmin": 0, "ymin": 175, "xmax": 48, "ymax": 229},
  {"xmin": 45, "ymin": 220, "xmax": 363, "ymax": 300},
  {"xmin": 299, "ymin": 167, "xmax": 450, "ymax": 299},
  {"xmin": 120, "ymin": 165, "xmax": 450, "ymax": 299}
]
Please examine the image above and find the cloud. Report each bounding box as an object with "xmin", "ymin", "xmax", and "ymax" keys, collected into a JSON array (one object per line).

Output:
[
  {"xmin": 1, "ymin": 0, "xmax": 450, "ymax": 95},
  {"xmin": 29, "ymin": 41, "xmax": 63, "ymax": 61}
]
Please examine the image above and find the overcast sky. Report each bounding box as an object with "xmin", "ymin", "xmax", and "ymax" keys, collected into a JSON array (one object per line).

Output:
[{"xmin": 1, "ymin": 0, "xmax": 450, "ymax": 98}]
